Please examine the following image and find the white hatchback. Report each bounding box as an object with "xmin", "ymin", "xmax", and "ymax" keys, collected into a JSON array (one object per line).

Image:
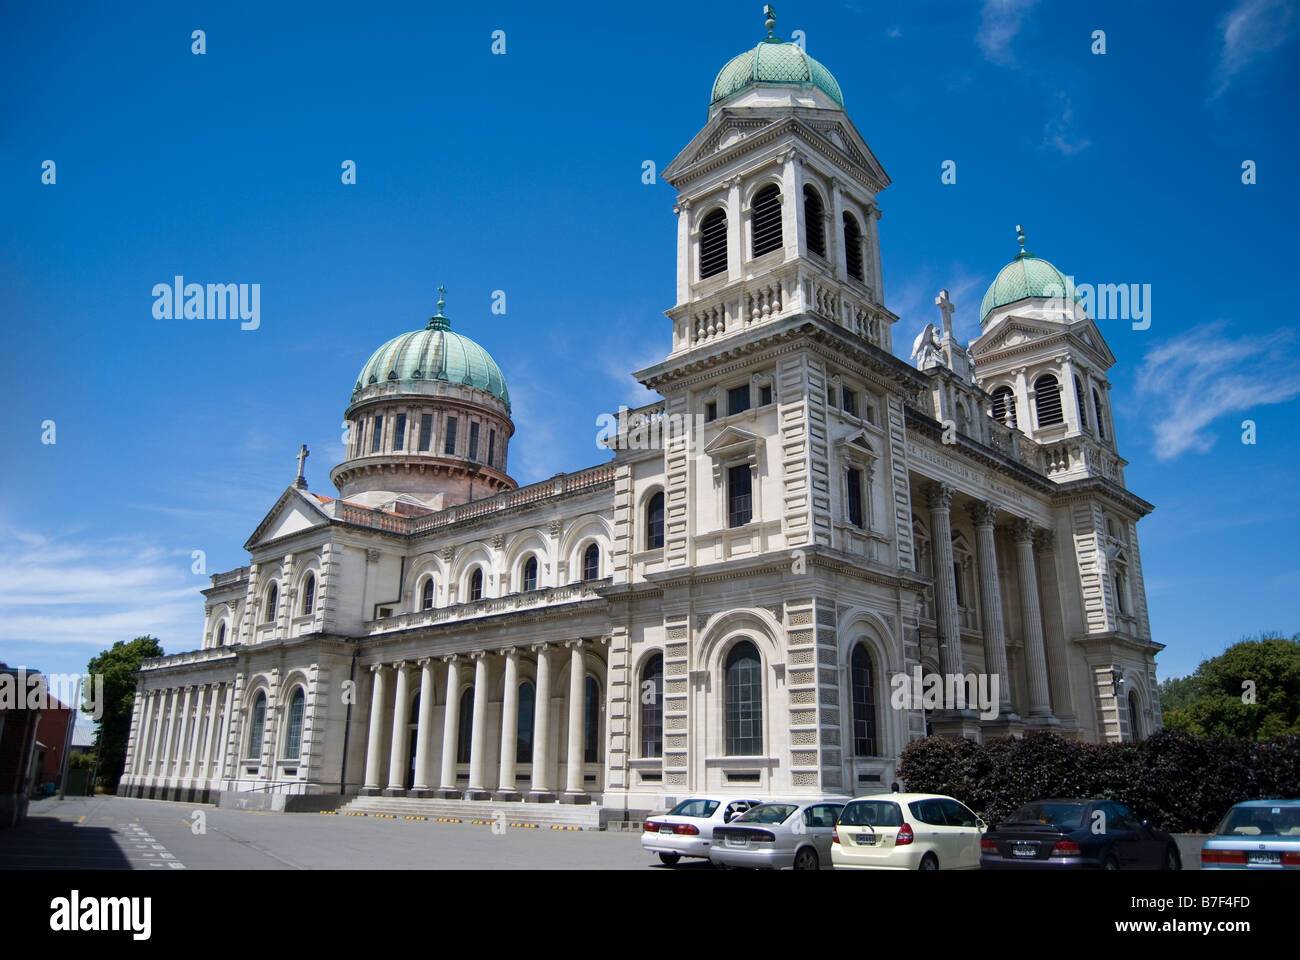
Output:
[
  {"xmin": 642, "ymin": 796, "xmax": 760, "ymax": 866},
  {"xmin": 831, "ymin": 793, "xmax": 986, "ymax": 870}
]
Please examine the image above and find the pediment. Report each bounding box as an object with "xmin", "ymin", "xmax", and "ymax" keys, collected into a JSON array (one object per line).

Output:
[
  {"xmin": 834, "ymin": 430, "xmax": 876, "ymax": 455},
  {"xmin": 703, "ymin": 425, "xmax": 762, "ymax": 456},
  {"xmin": 972, "ymin": 317, "xmax": 1064, "ymax": 358},
  {"xmin": 244, "ymin": 487, "xmax": 332, "ymax": 551}
]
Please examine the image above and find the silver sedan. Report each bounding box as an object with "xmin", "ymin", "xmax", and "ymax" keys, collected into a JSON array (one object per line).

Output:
[
  {"xmin": 1201, "ymin": 800, "xmax": 1300, "ymax": 869},
  {"xmin": 708, "ymin": 799, "xmax": 846, "ymax": 870}
]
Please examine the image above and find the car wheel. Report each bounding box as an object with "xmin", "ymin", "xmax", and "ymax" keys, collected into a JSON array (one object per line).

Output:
[
  {"xmin": 1163, "ymin": 845, "xmax": 1181, "ymax": 871},
  {"xmin": 658, "ymin": 852, "xmax": 681, "ymax": 867},
  {"xmin": 1103, "ymin": 853, "xmax": 1120, "ymax": 871},
  {"xmin": 794, "ymin": 847, "xmax": 820, "ymax": 871},
  {"xmin": 919, "ymin": 853, "xmax": 939, "ymax": 871}
]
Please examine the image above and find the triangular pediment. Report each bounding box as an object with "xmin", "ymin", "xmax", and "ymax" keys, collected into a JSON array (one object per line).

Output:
[
  {"xmin": 244, "ymin": 486, "xmax": 332, "ymax": 551},
  {"xmin": 834, "ymin": 430, "xmax": 876, "ymax": 455},
  {"xmin": 703, "ymin": 425, "xmax": 762, "ymax": 456},
  {"xmin": 971, "ymin": 317, "xmax": 1064, "ymax": 358}
]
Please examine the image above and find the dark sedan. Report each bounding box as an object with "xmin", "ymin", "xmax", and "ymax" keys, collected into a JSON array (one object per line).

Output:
[{"xmin": 980, "ymin": 799, "xmax": 1180, "ymax": 870}]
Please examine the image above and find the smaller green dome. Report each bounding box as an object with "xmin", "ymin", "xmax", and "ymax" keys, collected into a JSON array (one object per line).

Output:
[
  {"xmin": 711, "ymin": 39, "xmax": 844, "ymax": 109},
  {"xmin": 979, "ymin": 227, "xmax": 1082, "ymax": 322},
  {"xmin": 353, "ymin": 294, "xmax": 510, "ymax": 408}
]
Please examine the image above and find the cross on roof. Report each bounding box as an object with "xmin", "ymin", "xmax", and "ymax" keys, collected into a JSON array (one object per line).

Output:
[
  {"xmin": 934, "ymin": 288, "xmax": 955, "ymax": 338},
  {"xmin": 294, "ymin": 444, "xmax": 309, "ymax": 489}
]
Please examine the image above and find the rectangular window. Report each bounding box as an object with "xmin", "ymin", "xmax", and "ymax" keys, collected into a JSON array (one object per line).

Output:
[
  {"xmin": 827, "ymin": 386, "xmax": 836, "ymax": 407},
  {"xmin": 705, "ymin": 401, "xmax": 717, "ymax": 422},
  {"xmin": 847, "ymin": 467, "xmax": 864, "ymax": 528},
  {"xmin": 728, "ymin": 385, "xmax": 750, "ymax": 416},
  {"xmin": 393, "ymin": 413, "xmax": 407, "ymax": 451},
  {"xmin": 842, "ymin": 389, "xmax": 858, "ymax": 417},
  {"xmin": 444, "ymin": 417, "xmax": 458, "ymax": 455},
  {"xmin": 487, "ymin": 429, "xmax": 496, "ymax": 467},
  {"xmin": 760, "ymin": 384, "xmax": 773, "ymax": 406},
  {"xmin": 468, "ymin": 422, "xmax": 480, "ymax": 461},
  {"xmin": 418, "ymin": 414, "xmax": 433, "ymax": 451},
  {"xmin": 371, "ymin": 415, "xmax": 383, "ymax": 453},
  {"xmin": 727, "ymin": 464, "xmax": 752, "ymax": 528}
]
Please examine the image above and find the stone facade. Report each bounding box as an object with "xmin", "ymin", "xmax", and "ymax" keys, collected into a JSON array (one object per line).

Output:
[{"xmin": 121, "ymin": 23, "xmax": 1162, "ymax": 819}]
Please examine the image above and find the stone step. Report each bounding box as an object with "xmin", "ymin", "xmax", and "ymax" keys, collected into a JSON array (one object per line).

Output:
[{"xmin": 337, "ymin": 795, "xmax": 602, "ymax": 829}]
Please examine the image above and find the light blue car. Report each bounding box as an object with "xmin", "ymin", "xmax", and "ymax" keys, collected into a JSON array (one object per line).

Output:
[{"xmin": 1201, "ymin": 800, "xmax": 1300, "ymax": 869}]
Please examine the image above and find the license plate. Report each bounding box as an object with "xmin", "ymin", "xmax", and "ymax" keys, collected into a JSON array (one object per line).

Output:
[
  {"xmin": 855, "ymin": 834, "xmax": 876, "ymax": 846},
  {"xmin": 1248, "ymin": 852, "xmax": 1280, "ymax": 864},
  {"xmin": 659, "ymin": 825, "xmax": 673, "ymax": 834},
  {"xmin": 727, "ymin": 836, "xmax": 748, "ymax": 848},
  {"xmin": 1013, "ymin": 844, "xmax": 1037, "ymax": 858}
]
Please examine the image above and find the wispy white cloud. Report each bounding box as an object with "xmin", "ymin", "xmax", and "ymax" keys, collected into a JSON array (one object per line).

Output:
[
  {"xmin": 1043, "ymin": 92, "xmax": 1091, "ymax": 155},
  {"xmin": 1135, "ymin": 322, "xmax": 1300, "ymax": 459},
  {"xmin": 1211, "ymin": 0, "xmax": 1299, "ymax": 98},
  {"xmin": 976, "ymin": 0, "xmax": 1040, "ymax": 66},
  {"xmin": 0, "ymin": 528, "xmax": 203, "ymax": 655}
]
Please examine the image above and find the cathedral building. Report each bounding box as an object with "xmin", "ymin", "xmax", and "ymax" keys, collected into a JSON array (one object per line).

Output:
[{"xmin": 120, "ymin": 15, "xmax": 1161, "ymax": 824}]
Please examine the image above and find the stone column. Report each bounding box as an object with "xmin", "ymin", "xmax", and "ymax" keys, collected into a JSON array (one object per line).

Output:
[
  {"xmin": 158, "ymin": 689, "xmax": 181, "ymax": 788},
  {"xmin": 410, "ymin": 659, "xmax": 436, "ymax": 797},
  {"xmin": 527, "ymin": 644, "xmax": 554, "ymax": 802},
  {"xmin": 1013, "ymin": 519, "xmax": 1057, "ymax": 723},
  {"xmin": 495, "ymin": 649, "xmax": 520, "ymax": 801},
  {"xmin": 967, "ymin": 501, "xmax": 1015, "ymax": 720},
  {"xmin": 174, "ymin": 687, "xmax": 195, "ymax": 784},
  {"xmin": 467, "ymin": 652, "xmax": 491, "ymax": 800},
  {"xmin": 214, "ymin": 684, "xmax": 234, "ymax": 786},
  {"xmin": 186, "ymin": 685, "xmax": 206, "ymax": 784},
  {"xmin": 1034, "ymin": 530, "xmax": 1070, "ymax": 730},
  {"xmin": 361, "ymin": 664, "xmax": 387, "ymax": 795},
  {"xmin": 135, "ymin": 691, "xmax": 156, "ymax": 779},
  {"xmin": 148, "ymin": 690, "xmax": 168, "ymax": 782},
  {"xmin": 201, "ymin": 684, "xmax": 221, "ymax": 783},
  {"xmin": 385, "ymin": 662, "xmax": 411, "ymax": 795},
  {"xmin": 562, "ymin": 641, "xmax": 589, "ymax": 804},
  {"xmin": 925, "ymin": 483, "xmax": 962, "ymax": 677},
  {"xmin": 437, "ymin": 656, "xmax": 463, "ymax": 798}
]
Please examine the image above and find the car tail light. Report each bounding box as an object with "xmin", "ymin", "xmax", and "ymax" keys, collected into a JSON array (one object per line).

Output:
[
  {"xmin": 831, "ymin": 828, "xmax": 839, "ymax": 844},
  {"xmin": 1283, "ymin": 852, "xmax": 1300, "ymax": 867},
  {"xmin": 1202, "ymin": 849, "xmax": 1248, "ymax": 865},
  {"xmin": 980, "ymin": 835, "xmax": 997, "ymax": 852},
  {"xmin": 896, "ymin": 823, "xmax": 913, "ymax": 846},
  {"xmin": 643, "ymin": 821, "xmax": 658, "ymax": 832},
  {"xmin": 1050, "ymin": 840, "xmax": 1081, "ymax": 857},
  {"xmin": 672, "ymin": 823, "xmax": 699, "ymax": 836}
]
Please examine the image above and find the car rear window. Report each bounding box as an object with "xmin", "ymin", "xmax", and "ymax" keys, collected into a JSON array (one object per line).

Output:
[
  {"xmin": 839, "ymin": 800, "xmax": 903, "ymax": 827},
  {"xmin": 1215, "ymin": 804, "xmax": 1300, "ymax": 837},
  {"xmin": 736, "ymin": 804, "xmax": 797, "ymax": 824},
  {"xmin": 1004, "ymin": 802, "xmax": 1086, "ymax": 829},
  {"xmin": 666, "ymin": 799, "xmax": 719, "ymax": 818}
]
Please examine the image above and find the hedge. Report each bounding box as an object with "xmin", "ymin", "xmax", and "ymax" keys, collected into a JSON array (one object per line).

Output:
[{"xmin": 897, "ymin": 729, "xmax": 1300, "ymax": 832}]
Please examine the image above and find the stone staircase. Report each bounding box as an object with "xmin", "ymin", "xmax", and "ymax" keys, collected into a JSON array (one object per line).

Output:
[{"xmin": 336, "ymin": 794, "xmax": 603, "ymax": 830}]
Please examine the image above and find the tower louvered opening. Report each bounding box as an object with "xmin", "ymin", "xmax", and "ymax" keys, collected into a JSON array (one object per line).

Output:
[
  {"xmin": 803, "ymin": 185, "xmax": 826, "ymax": 258},
  {"xmin": 699, "ymin": 208, "xmax": 728, "ymax": 279},
  {"xmin": 843, "ymin": 211, "xmax": 864, "ymax": 281},
  {"xmin": 751, "ymin": 184, "xmax": 783, "ymax": 258},
  {"xmin": 1034, "ymin": 375, "xmax": 1064, "ymax": 426}
]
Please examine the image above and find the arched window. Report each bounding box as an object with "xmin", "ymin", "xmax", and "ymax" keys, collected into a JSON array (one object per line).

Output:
[
  {"xmin": 420, "ymin": 576, "xmax": 435, "ymax": 610},
  {"xmin": 284, "ymin": 688, "xmax": 305, "ymax": 759},
  {"xmin": 1074, "ymin": 376, "xmax": 1089, "ymax": 432},
  {"xmin": 803, "ymin": 185, "xmax": 826, "ymax": 258},
  {"xmin": 1093, "ymin": 388, "xmax": 1107, "ymax": 441},
  {"xmin": 699, "ymin": 207, "xmax": 728, "ymax": 279},
  {"xmin": 468, "ymin": 568, "xmax": 483, "ymax": 602},
  {"xmin": 724, "ymin": 640, "xmax": 763, "ymax": 756},
  {"xmin": 263, "ymin": 582, "xmax": 278, "ymax": 623},
  {"xmin": 516, "ymin": 681, "xmax": 535, "ymax": 764},
  {"xmin": 640, "ymin": 655, "xmax": 663, "ymax": 758},
  {"xmin": 300, "ymin": 573, "xmax": 316, "ymax": 616},
  {"xmin": 1114, "ymin": 568, "xmax": 1128, "ymax": 615},
  {"xmin": 246, "ymin": 692, "xmax": 266, "ymax": 759},
  {"xmin": 646, "ymin": 492, "xmax": 665, "ymax": 550},
  {"xmin": 843, "ymin": 211, "xmax": 864, "ymax": 281},
  {"xmin": 522, "ymin": 556, "xmax": 538, "ymax": 592},
  {"xmin": 457, "ymin": 688, "xmax": 474, "ymax": 764},
  {"xmin": 1033, "ymin": 374, "xmax": 1064, "ymax": 426},
  {"xmin": 751, "ymin": 184, "xmax": 783, "ymax": 258},
  {"xmin": 215, "ymin": 621, "xmax": 226, "ymax": 647},
  {"xmin": 991, "ymin": 385, "xmax": 1016, "ymax": 425},
  {"xmin": 582, "ymin": 543, "xmax": 600, "ymax": 581},
  {"xmin": 851, "ymin": 644, "xmax": 877, "ymax": 757},
  {"xmin": 583, "ymin": 676, "xmax": 599, "ymax": 763},
  {"xmin": 1128, "ymin": 690, "xmax": 1141, "ymax": 740}
]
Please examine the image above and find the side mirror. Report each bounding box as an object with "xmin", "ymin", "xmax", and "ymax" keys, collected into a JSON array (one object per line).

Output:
[{"xmin": 976, "ymin": 818, "xmax": 988, "ymax": 832}]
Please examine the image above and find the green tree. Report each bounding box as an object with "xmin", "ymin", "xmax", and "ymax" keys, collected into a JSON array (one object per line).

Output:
[
  {"xmin": 1162, "ymin": 634, "xmax": 1300, "ymax": 740},
  {"xmin": 1157, "ymin": 674, "xmax": 1197, "ymax": 715},
  {"xmin": 85, "ymin": 636, "xmax": 164, "ymax": 792}
]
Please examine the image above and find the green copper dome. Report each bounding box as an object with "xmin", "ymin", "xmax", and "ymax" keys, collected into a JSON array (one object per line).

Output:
[
  {"xmin": 711, "ymin": 39, "xmax": 844, "ymax": 109},
  {"xmin": 353, "ymin": 294, "xmax": 510, "ymax": 409},
  {"xmin": 979, "ymin": 227, "xmax": 1082, "ymax": 322}
]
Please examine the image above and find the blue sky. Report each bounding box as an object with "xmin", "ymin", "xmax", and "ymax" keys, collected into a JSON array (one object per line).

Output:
[{"xmin": 2, "ymin": 0, "xmax": 1298, "ymax": 688}]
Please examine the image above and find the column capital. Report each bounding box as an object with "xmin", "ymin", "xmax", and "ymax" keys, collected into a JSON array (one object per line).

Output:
[
  {"xmin": 499, "ymin": 646, "xmax": 519, "ymax": 659},
  {"xmin": 1012, "ymin": 517, "xmax": 1038, "ymax": 543},
  {"xmin": 966, "ymin": 500, "xmax": 999, "ymax": 527},
  {"xmin": 468, "ymin": 649, "xmax": 488, "ymax": 661},
  {"xmin": 1034, "ymin": 529, "xmax": 1057, "ymax": 553},
  {"xmin": 530, "ymin": 642, "xmax": 551, "ymax": 655},
  {"xmin": 924, "ymin": 482, "xmax": 954, "ymax": 511},
  {"xmin": 441, "ymin": 653, "xmax": 461, "ymax": 665},
  {"xmin": 368, "ymin": 662, "xmax": 386, "ymax": 674},
  {"xmin": 416, "ymin": 657, "xmax": 433, "ymax": 668},
  {"xmin": 564, "ymin": 638, "xmax": 585, "ymax": 650},
  {"xmin": 391, "ymin": 659, "xmax": 407, "ymax": 671}
]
